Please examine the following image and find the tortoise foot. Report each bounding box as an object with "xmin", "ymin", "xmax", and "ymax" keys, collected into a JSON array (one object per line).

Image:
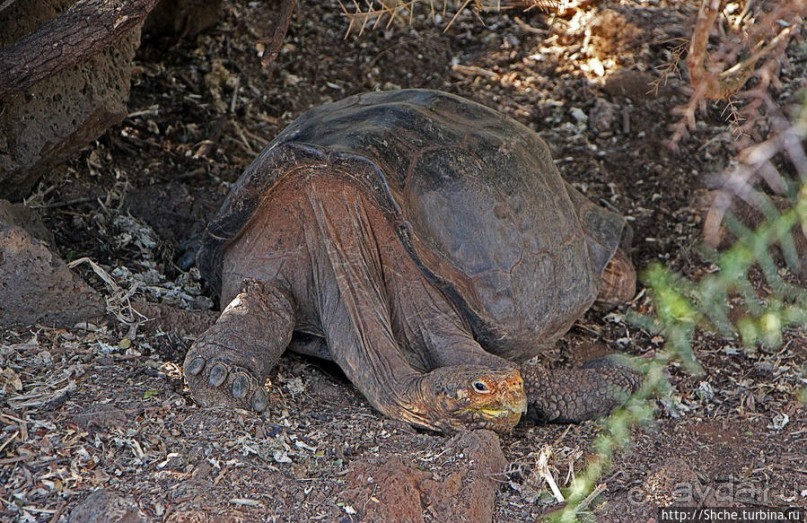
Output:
[
  {"xmin": 183, "ymin": 345, "xmax": 269, "ymax": 413},
  {"xmin": 181, "ymin": 279, "xmax": 294, "ymax": 414}
]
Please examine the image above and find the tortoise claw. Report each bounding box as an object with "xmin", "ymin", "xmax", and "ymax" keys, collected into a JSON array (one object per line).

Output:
[
  {"xmin": 208, "ymin": 364, "xmax": 228, "ymax": 388},
  {"xmin": 186, "ymin": 357, "xmax": 206, "ymax": 376},
  {"xmin": 232, "ymin": 374, "xmax": 250, "ymax": 399},
  {"xmin": 183, "ymin": 351, "xmax": 270, "ymax": 414}
]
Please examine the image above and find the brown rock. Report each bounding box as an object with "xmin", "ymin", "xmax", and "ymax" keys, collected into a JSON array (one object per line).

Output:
[
  {"xmin": 424, "ymin": 430, "xmax": 508, "ymax": 522},
  {"xmin": 0, "ymin": 200, "xmax": 54, "ymax": 244},
  {"xmin": 0, "ymin": 0, "xmax": 141, "ymax": 201},
  {"xmin": 68, "ymin": 489, "xmax": 147, "ymax": 523},
  {"xmin": 603, "ymin": 70, "xmax": 658, "ymax": 100},
  {"xmin": 0, "ymin": 210, "xmax": 105, "ymax": 327},
  {"xmin": 349, "ymin": 458, "xmax": 429, "ymax": 522},
  {"xmin": 344, "ymin": 430, "xmax": 507, "ymax": 522}
]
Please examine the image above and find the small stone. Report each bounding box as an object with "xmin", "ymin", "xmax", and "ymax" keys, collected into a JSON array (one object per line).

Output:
[
  {"xmin": 68, "ymin": 489, "xmax": 147, "ymax": 523},
  {"xmin": 589, "ymin": 98, "xmax": 617, "ymax": 134},
  {"xmin": 570, "ymin": 107, "xmax": 588, "ymax": 123}
]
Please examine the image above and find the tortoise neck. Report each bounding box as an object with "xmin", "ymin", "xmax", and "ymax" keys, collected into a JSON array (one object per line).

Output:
[{"xmin": 300, "ymin": 178, "xmax": 431, "ymax": 421}]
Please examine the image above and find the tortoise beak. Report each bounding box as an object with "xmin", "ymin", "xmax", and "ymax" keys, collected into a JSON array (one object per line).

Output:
[
  {"xmin": 515, "ymin": 393, "xmax": 528, "ymax": 414},
  {"xmin": 480, "ymin": 387, "xmax": 527, "ymax": 418},
  {"xmin": 503, "ymin": 372, "xmax": 528, "ymax": 414},
  {"xmin": 473, "ymin": 374, "xmax": 527, "ymax": 430}
]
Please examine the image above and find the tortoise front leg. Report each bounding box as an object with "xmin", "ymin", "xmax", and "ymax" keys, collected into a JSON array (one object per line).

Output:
[
  {"xmin": 183, "ymin": 278, "xmax": 295, "ymax": 413},
  {"xmin": 520, "ymin": 356, "xmax": 642, "ymax": 423}
]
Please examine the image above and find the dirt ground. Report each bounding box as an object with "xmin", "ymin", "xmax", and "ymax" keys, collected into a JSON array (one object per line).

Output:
[{"xmin": 1, "ymin": 0, "xmax": 805, "ymax": 521}]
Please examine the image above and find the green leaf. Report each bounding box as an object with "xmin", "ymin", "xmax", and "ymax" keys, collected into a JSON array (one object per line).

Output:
[{"xmin": 143, "ymin": 389, "xmax": 160, "ymax": 400}]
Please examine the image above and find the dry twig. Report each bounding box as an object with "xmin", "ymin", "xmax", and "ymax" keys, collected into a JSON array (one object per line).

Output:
[
  {"xmin": 67, "ymin": 257, "xmax": 147, "ymax": 333},
  {"xmin": 261, "ymin": 0, "xmax": 296, "ymax": 68}
]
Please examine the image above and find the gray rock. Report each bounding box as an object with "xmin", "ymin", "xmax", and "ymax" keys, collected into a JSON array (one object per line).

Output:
[{"xmin": 589, "ymin": 98, "xmax": 618, "ymax": 135}]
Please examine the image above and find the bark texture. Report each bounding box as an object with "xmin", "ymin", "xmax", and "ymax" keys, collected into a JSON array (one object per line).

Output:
[
  {"xmin": 0, "ymin": 0, "xmax": 159, "ymax": 98},
  {"xmin": 0, "ymin": 0, "xmax": 155, "ymax": 200}
]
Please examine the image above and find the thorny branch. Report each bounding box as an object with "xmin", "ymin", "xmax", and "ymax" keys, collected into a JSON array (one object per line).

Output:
[
  {"xmin": 702, "ymin": 104, "xmax": 807, "ymax": 268},
  {"xmin": 667, "ymin": 0, "xmax": 805, "ymax": 149},
  {"xmin": 671, "ymin": 0, "xmax": 807, "ymax": 243},
  {"xmin": 687, "ymin": 0, "xmax": 799, "ymax": 101}
]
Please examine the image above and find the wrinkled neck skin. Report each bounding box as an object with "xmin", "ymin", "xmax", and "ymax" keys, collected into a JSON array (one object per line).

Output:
[
  {"xmin": 364, "ymin": 369, "xmax": 495, "ymax": 433},
  {"xmin": 289, "ymin": 176, "xmax": 451, "ymax": 430},
  {"xmin": 367, "ymin": 371, "xmax": 454, "ymax": 432}
]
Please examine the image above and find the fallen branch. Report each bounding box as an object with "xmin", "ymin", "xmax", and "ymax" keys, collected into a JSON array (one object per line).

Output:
[{"xmin": 0, "ymin": 0, "xmax": 160, "ymax": 99}]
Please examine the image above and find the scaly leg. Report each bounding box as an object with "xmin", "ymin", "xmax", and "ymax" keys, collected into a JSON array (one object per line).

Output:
[{"xmin": 520, "ymin": 355, "xmax": 642, "ymax": 423}]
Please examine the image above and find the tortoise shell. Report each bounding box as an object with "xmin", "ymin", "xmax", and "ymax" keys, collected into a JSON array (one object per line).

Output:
[{"xmin": 199, "ymin": 89, "xmax": 626, "ymax": 361}]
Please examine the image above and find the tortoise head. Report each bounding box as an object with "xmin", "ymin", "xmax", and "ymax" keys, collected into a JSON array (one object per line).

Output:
[{"xmin": 412, "ymin": 366, "xmax": 527, "ymax": 433}]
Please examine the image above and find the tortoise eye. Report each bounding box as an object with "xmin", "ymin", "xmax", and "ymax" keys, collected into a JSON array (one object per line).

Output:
[{"xmin": 472, "ymin": 380, "xmax": 491, "ymax": 394}]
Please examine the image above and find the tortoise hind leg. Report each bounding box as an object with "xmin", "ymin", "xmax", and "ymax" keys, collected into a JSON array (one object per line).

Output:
[
  {"xmin": 184, "ymin": 278, "xmax": 295, "ymax": 413},
  {"xmin": 596, "ymin": 248, "xmax": 636, "ymax": 306},
  {"xmin": 520, "ymin": 355, "xmax": 642, "ymax": 423}
]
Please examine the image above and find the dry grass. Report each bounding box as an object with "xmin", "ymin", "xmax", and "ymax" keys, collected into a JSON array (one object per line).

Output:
[{"xmin": 339, "ymin": 0, "xmax": 560, "ymax": 35}]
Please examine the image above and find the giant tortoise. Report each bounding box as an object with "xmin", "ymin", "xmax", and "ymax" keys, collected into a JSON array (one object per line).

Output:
[{"xmin": 184, "ymin": 89, "xmax": 639, "ymax": 433}]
